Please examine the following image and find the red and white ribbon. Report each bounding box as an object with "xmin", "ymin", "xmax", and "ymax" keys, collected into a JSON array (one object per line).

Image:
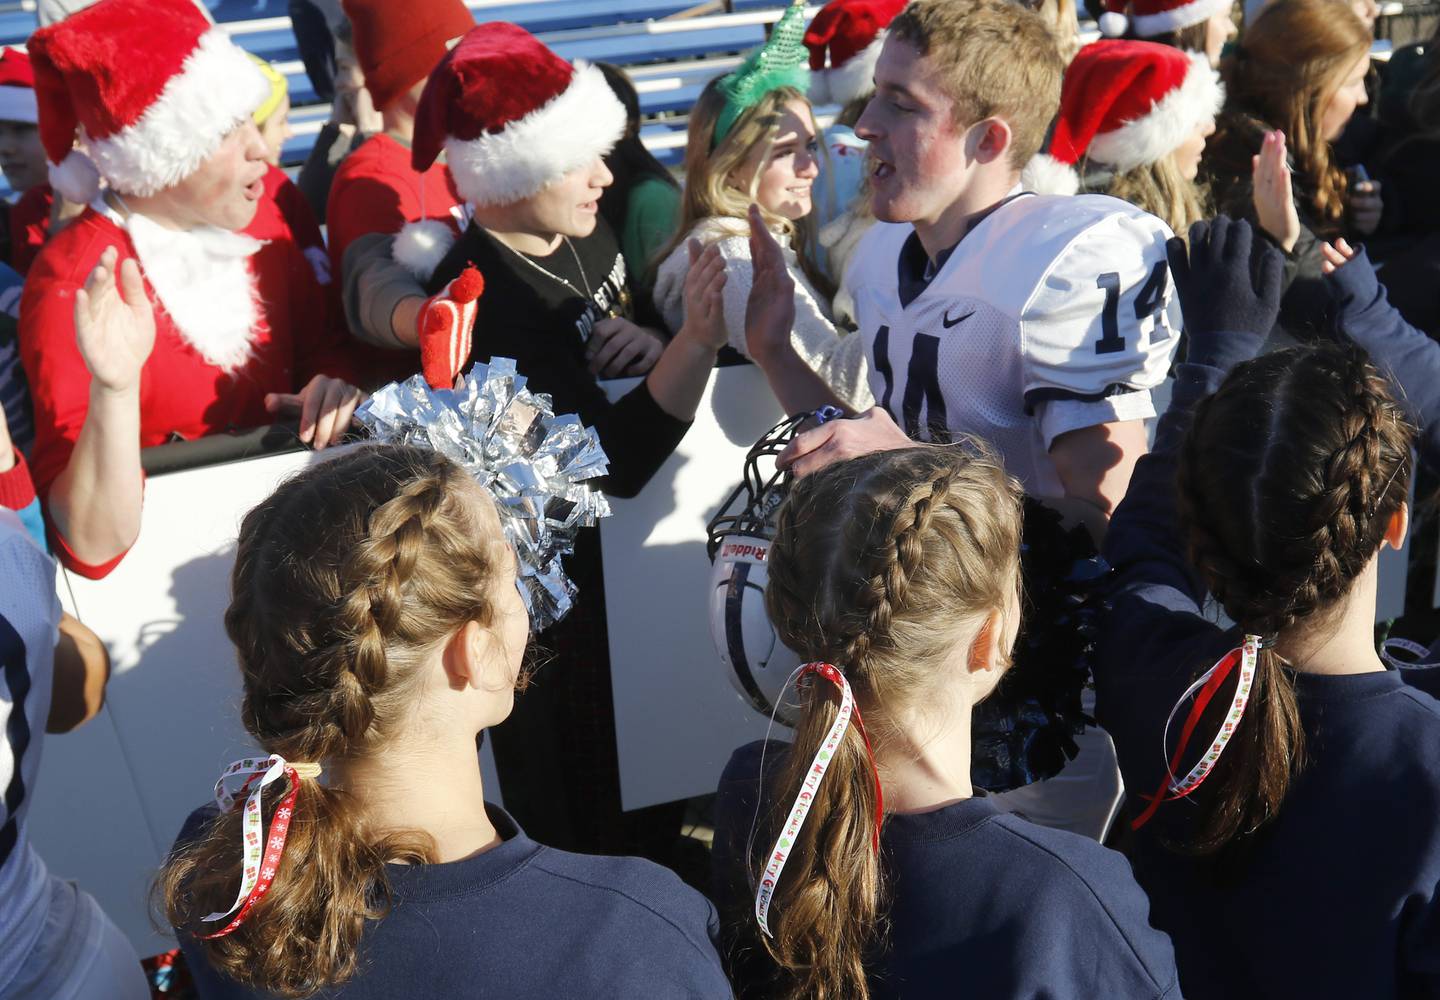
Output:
[
  {"xmin": 199, "ymin": 754, "xmax": 315, "ymax": 939},
  {"xmin": 755, "ymin": 663, "xmax": 881, "ymax": 938},
  {"xmin": 1132, "ymin": 635, "xmax": 1261, "ymax": 830}
]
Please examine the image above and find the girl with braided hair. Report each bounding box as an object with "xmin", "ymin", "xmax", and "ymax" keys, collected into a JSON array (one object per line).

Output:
[
  {"xmin": 1096, "ymin": 216, "xmax": 1440, "ymax": 999},
  {"xmin": 710, "ymin": 445, "xmax": 1180, "ymax": 1000},
  {"xmin": 156, "ymin": 445, "xmax": 731, "ymax": 999}
]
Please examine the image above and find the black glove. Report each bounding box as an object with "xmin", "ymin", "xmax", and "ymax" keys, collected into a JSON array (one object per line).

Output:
[{"xmin": 1166, "ymin": 215, "xmax": 1284, "ymax": 371}]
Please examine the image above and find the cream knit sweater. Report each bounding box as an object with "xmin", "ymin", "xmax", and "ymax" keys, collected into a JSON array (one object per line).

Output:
[{"xmin": 652, "ymin": 218, "xmax": 873, "ymax": 411}]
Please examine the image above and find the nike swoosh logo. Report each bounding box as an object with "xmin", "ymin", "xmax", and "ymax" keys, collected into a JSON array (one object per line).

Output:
[{"xmin": 942, "ymin": 308, "xmax": 975, "ymax": 329}]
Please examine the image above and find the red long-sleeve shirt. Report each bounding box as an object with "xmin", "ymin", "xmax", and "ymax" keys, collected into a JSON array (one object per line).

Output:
[{"xmin": 19, "ymin": 194, "xmax": 358, "ymax": 577}]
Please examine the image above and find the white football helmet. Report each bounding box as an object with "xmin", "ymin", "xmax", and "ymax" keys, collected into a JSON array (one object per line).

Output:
[{"xmin": 706, "ymin": 410, "xmax": 840, "ymax": 725}]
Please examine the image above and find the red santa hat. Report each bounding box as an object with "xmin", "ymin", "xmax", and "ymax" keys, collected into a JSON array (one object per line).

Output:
[
  {"xmin": 397, "ymin": 23, "xmax": 625, "ymax": 278},
  {"xmin": 28, "ymin": 0, "xmax": 268, "ymax": 204},
  {"xmin": 1098, "ymin": 0, "xmax": 1232, "ymax": 38},
  {"xmin": 0, "ymin": 49, "xmax": 37, "ymax": 126},
  {"xmin": 411, "ymin": 23, "xmax": 624, "ymax": 207},
  {"xmin": 803, "ymin": 0, "xmax": 906, "ymax": 107},
  {"xmin": 1023, "ymin": 40, "xmax": 1223, "ymax": 195}
]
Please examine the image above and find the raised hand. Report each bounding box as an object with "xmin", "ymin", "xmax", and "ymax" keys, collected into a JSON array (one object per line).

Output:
[
  {"xmin": 679, "ymin": 238, "xmax": 728, "ymax": 351},
  {"xmin": 74, "ymin": 246, "xmax": 156, "ymax": 395},
  {"xmin": 1251, "ymin": 130, "xmax": 1301, "ymax": 254},
  {"xmin": 744, "ymin": 203, "xmax": 796, "ymax": 365},
  {"xmin": 1166, "ymin": 216, "xmax": 1283, "ymax": 371}
]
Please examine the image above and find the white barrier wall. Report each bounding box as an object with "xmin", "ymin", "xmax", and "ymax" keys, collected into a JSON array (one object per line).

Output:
[
  {"xmin": 19, "ymin": 365, "xmax": 1421, "ymax": 954},
  {"xmin": 600, "ymin": 365, "xmax": 787, "ymax": 810},
  {"xmin": 27, "ymin": 446, "xmax": 505, "ymax": 953}
]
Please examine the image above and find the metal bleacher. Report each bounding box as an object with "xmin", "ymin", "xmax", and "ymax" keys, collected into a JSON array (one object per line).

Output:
[
  {"xmin": 0, "ymin": 0, "xmax": 807, "ymax": 172},
  {"xmin": 0, "ymin": 0, "xmax": 1415, "ymax": 177}
]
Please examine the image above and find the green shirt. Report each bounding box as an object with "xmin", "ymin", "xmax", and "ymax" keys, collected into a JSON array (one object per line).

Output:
[{"xmin": 621, "ymin": 176, "xmax": 681, "ymax": 291}]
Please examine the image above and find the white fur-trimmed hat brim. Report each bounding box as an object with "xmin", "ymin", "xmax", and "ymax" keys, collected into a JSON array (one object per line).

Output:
[
  {"xmin": 445, "ymin": 61, "xmax": 626, "ymax": 208},
  {"xmin": 83, "ymin": 28, "xmax": 269, "ymax": 197},
  {"xmin": 1087, "ymin": 53, "xmax": 1223, "ymax": 173},
  {"xmin": 811, "ymin": 34, "xmax": 884, "ymax": 107},
  {"xmin": 1131, "ymin": 0, "xmax": 1231, "ymax": 36}
]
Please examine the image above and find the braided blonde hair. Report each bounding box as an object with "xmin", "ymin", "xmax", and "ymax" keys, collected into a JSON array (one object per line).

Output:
[
  {"xmin": 1176, "ymin": 346, "xmax": 1413, "ymax": 855},
  {"xmin": 157, "ymin": 445, "xmax": 511, "ymax": 997},
  {"xmin": 748, "ymin": 444, "xmax": 1023, "ymax": 1000}
]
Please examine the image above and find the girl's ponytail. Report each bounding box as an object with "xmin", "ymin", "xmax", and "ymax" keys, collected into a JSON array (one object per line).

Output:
[
  {"xmin": 756, "ymin": 681, "xmax": 884, "ymax": 1000},
  {"xmin": 155, "ymin": 445, "xmax": 506, "ymax": 995},
  {"xmin": 158, "ymin": 775, "xmax": 427, "ymax": 997},
  {"xmin": 753, "ymin": 443, "xmax": 1023, "ymax": 999},
  {"xmin": 1176, "ymin": 346, "xmax": 1413, "ymax": 854}
]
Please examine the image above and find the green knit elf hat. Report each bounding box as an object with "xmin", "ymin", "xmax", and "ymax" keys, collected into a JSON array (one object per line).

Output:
[{"xmin": 713, "ymin": 0, "xmax": 812, "ymax": 146}]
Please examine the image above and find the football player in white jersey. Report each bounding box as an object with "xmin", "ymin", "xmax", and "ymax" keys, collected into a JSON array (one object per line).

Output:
[{"xmin": 746, "ymin": 0, "xmax": 1181, "ymax": 518}]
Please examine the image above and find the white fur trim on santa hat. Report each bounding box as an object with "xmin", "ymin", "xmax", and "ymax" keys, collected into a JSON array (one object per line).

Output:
[
  {"xmin": 444, "ymin": 60, "xmax": 626, "ymax": 208},
  {"xmin": 393, "ymin": 219, "xmax": 457, "ymax": 281},
  {"xmin": 1022, "ymin": 153, "xmax": 1080, "ymax": 195},
  {"xmin": 813, "ymin": 34, "xmax": 885, "ymax": 108},
  {"xmin": 49, "ymin": 148, "xmax": 100, "ymax": 203},
  {"xmin": 84, "ymin": 28, "xmax": 269, "ymax": 198},
  {"xmin": 1130, "ymin": 0, "xmax": 1231, "ymax": 36},
  {"xmin": 1087, "ymin": 53, "xmax": 1223, "ymax": 173}
]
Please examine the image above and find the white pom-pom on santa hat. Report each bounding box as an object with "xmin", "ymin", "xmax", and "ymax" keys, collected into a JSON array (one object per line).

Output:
[
  {"xmin": 1099, "ymin": 10, "xmax": 1129, "ymax": 36},
  {"xmin": 48, "ymin": 148, "xmax": 100, "ymax": 204},
  {"xmin": 1021, "ymin": 153, "xmax": 1080, "ymax": 196},
  {"xmin": 393, "ymin": 219, "xmax": 457, "ymax": 282}
]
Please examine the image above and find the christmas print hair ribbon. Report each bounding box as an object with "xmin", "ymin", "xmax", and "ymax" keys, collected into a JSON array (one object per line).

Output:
[
  {"xmin": 1131, "ymin": 635, "xmax": 1263, "ymax": 830},
  {"xmin": 755, "ymin": 662, "xmax": 883, "ymax": 937},
  {"xmin": 714, "ymin": 0, "xmax": 812, "ymax": 145},
  {"xmin": 198, "ymin": 754, "xmax": 322, "ymax": 940}
]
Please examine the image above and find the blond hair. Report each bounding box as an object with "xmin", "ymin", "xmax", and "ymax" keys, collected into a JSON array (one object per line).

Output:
[
  {"xmin": 156, "ymin": 445, "xmax": 511, "ymax": 997},
  {"xmin": 1096, "ymin": 154, "xmax": 1211, "ymax": 240},
  {"xmin": 750, "ymin": 444, "xmax": 1024, "ymax": 1000},
  {"xmin": 888, "ymin": 0, "xmax": 1064, "ymax": 169},
  {"xmin": 656, "ymin": 78, "xmax": 834, "ymax": 299}
]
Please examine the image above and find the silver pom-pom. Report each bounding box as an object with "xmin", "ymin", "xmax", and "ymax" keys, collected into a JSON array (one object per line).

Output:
[{"xmin": 354, "ymin": 359, "xmax": 612, "ymax": 631}]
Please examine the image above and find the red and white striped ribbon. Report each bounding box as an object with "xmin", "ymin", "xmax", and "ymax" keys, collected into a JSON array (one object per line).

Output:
[{"xmin": 198, "ymin": 754, "xmax": 313, "ymax": 939}]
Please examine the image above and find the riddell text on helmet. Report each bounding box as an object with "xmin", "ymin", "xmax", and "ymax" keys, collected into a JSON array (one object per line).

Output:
[{"xmin": 721, "ymin": 541, "xmax": 769, "ymax": 563}]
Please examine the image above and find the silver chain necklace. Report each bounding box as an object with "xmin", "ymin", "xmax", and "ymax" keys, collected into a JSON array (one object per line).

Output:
[{"xmin": 492, "ymin": 233, "xmax": 594, "ymax": 301}]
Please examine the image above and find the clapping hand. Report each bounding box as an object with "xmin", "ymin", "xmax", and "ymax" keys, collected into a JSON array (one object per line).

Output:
[
  {"xmin": 74, "ymin": 246, "xmax": 156, "ymax": 396},
  {"xmin": 587, "ymin": 318, "xmax": 666, "ymax": 377},
  {"xmin": 744, "ymin": 203, "xmax": 796, "ymax": 365},
  {"xmin": 1251, "ymin": 130, "xmax": 1301, "ymax": 254},
  {"xmin": 679, "ymin": 238, "xmax": 727, "ymax": 351},
  {"xmin": 1166, "ymin": 216, "xmax": 1284, "ymax": 371}
]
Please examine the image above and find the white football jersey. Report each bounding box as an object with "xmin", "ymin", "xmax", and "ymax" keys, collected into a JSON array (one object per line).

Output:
[{"xmin": 845, "ymin": 193, "xmax": 1180, "ymax": 497}]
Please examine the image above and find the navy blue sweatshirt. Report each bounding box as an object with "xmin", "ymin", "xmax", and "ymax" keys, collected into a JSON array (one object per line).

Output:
[
  {"xmin": 174, "ymin": 803, "xmax": 733, "ymax": 999},
  {"xmin": 1096, "ymin": 358, "xmax": 1440, "ymax": 1000},
  {"xmin": 712, "ymin": 741, "xmax": 1181, "ymax": 1000}
]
